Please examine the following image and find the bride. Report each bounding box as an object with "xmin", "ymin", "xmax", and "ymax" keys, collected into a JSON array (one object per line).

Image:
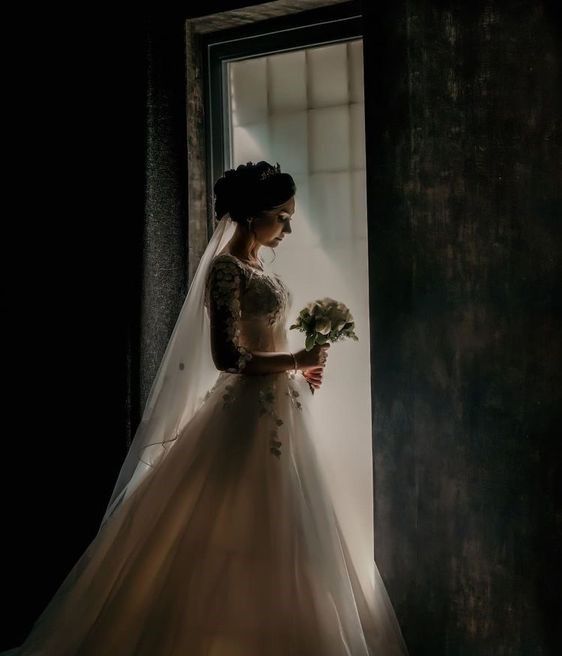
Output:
[{"xmin": 2, "ymin": 161, "xmax": 410, "ymax": 655}]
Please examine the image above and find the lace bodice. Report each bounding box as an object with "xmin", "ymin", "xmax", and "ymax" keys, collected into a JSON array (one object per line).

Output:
[{"xmin": 204, "ymin": 252, "xmax": 293, "ymax": 373}]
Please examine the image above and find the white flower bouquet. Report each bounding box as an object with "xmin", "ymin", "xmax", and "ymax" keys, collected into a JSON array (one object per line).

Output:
[{"xmin": 289, "ymin": 297, "xmax": 358, "ymax": 394}]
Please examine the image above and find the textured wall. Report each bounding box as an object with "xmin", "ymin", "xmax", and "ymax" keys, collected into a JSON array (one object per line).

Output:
[
  {"xmin": 364, "ymin": 2, "xmax": 561, "ymax": 654},
  {"xmin": 140, "ymin": 14, "xmax": 191, "ymax": 425}
]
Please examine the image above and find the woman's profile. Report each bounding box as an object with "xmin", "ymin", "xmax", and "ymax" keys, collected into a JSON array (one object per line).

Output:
[{"xmin": 2, "ymin": 161, "xmax": 410, "ymax": 655}]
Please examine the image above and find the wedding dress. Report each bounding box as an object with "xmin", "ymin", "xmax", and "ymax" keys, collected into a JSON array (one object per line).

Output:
[{"xmin": 3, "ymin": 251, "xmax": 409, "ymax": 656}]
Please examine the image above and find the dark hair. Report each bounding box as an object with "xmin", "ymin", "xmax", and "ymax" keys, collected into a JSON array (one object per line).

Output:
[{"xmin": 213, "ymin": 160, "xmax": 296, "ymax": 223}]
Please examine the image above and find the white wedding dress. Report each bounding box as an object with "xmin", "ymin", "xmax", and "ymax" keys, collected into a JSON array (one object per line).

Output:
[{"xmin": 3, "ymin": 252, "xmax": 409, "ymax": 656}]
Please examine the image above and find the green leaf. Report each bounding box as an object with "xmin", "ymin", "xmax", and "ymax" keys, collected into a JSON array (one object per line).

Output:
[{"xmin": 305, "ymin": 333, "xmax": 316, "ymax": 351}]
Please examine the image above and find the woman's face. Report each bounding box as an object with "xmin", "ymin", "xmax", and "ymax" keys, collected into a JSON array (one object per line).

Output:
[{"xmin": 254, "ymin": 196, "xmax": 296, "ymax": 248}]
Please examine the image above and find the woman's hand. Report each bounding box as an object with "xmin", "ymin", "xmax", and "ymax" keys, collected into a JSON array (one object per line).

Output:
[
  {"xmin": 295, "ymin": 343, "xmax": 330, "ymax": 371},
  {"xmin": 302, "ymin": 365, "xmax": 324, "ymax": 390},
  {"xmin": 295, "ymin": 344, "xmax": 329, "ymax": 394}
]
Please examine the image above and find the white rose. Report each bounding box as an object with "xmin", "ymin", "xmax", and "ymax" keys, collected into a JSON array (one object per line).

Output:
[{"xmin": 315, "ymin": 317, "xmax": 332, "ymax": 334}]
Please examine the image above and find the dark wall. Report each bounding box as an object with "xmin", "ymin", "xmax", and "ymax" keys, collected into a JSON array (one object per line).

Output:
[
  {"xmin": 2, "ymin": 10, "xmax": 148, "ymax": 649},
  {"xmin": 3, "ymin": 1, "xmax": 560, "ymax": 654},
  {"xmin": 364, "ymin": 1, "xmax": 561, "ymax": 654}
]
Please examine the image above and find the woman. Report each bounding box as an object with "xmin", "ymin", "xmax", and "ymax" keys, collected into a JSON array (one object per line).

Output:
[{"xmin": 3, "ymin": 161, "xmax": 410, "ymax": 655}]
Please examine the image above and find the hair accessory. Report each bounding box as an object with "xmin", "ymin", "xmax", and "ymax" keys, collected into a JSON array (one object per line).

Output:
[{"xmin": 258, "ymin": 162, "xmax": 281, "ymax": 182}]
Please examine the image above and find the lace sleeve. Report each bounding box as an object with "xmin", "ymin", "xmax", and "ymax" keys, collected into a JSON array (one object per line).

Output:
[{"xmin": 206, "ymin": 256, "xmax": 254, "ymax": 374}]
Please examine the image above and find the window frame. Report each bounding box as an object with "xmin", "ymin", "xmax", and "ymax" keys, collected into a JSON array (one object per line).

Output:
[{"xmin": 200, "ymin": 0, "xmax": 363, "ymax": 236}]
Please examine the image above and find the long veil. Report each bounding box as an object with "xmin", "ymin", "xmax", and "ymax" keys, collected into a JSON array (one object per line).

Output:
[{"xmin": 99, "ymin": 214, "xmax": 236, "ymax": 531}]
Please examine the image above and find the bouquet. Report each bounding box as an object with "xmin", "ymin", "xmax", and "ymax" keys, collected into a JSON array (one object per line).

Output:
[{"xmin": 289, "ymin": 297, "xmax": 358, "ymax": 394}]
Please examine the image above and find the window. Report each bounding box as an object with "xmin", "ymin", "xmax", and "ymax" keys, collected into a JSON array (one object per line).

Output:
[{"xmin": 190, "ymin": 1, "xmax": 376, "ymax": 582}]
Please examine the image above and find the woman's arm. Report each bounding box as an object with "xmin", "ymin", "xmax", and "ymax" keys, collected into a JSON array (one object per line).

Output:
[
  {"xmin": 207, "ymin": 255, "xmax": 329, "ymax": 376},
  {"xmin": 208, "ymin": 257, "xmax": 297, "ymax": 375}
]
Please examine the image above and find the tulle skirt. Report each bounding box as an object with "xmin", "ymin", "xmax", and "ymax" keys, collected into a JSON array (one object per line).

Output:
[{"xmin": 4, "ymin": 371, "xmax": 409, "ymax": 656}]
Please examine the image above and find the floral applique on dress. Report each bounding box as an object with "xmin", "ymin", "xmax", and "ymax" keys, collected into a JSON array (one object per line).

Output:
[
  {"xmin": 285, "ymin": 378, "xmax": 302, "ymax": 411},
  {"xmin": 243, "ymin": 270, "xmax": 290, "ymax": 327},
  {"xmin": 258, "ymin": 382, "xmax": 284, "ymax": 458},
  {"xmin": 221, "ymin": 383, "xmax": 236, "ymax": 410}
]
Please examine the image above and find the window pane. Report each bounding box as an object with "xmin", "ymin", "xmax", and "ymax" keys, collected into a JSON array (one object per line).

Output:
[{"xmin": 228, "ymin": 39, "xmax": 374, "ymax": 586}]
